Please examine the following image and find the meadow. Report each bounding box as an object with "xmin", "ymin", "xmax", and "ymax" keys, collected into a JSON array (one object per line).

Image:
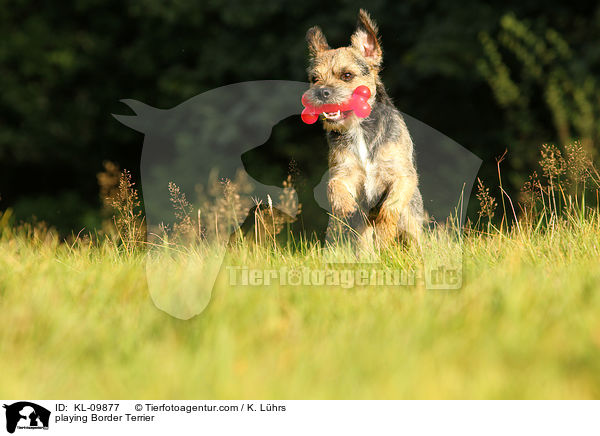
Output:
[{"xmin": 1, "ymin": 143, "xmax": 600, "ymax": 399}]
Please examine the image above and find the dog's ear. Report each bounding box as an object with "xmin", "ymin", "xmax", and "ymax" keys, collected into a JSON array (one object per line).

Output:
[
  {"xmin": 351, "ymin": 9, "xmax": 382, "ymax": 68},
  {"xmin": 306, "ymin": 26, "xmax": 330, "ymax": 57}
]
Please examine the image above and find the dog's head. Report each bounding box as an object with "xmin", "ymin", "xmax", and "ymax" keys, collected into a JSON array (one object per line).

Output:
[{"xmin": 304, "ymin": 9, "xmax": 382, "ymax": 131}]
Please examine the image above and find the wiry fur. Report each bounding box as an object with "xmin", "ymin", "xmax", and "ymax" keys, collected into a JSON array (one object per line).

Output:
[{"xmin": 305, "ymin": 9, "xmax": 424, "ymax": 246}]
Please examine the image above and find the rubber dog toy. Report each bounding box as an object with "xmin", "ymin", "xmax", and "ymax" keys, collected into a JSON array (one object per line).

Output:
[{"xmin": 301, "ymin": 85, "xmax": 372, "ymax": 124}]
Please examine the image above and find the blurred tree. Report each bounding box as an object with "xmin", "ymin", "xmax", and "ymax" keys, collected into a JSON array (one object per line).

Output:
[
  {"xmin": 0, "ymin": 0, "xmax": 598, "ymax": 232},
  {"xmin": 479, "ymin": 13, "xmax": 600, "ymax": 192}
]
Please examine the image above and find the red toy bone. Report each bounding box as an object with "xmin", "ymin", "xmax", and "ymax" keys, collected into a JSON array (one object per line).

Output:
[{"xmin": 301, "ymin": 85, "xmax": 372, "ymax": 124}]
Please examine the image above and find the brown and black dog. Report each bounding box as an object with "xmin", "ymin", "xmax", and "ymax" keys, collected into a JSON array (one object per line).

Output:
[{"xmin": 304, "ymin": 9, "xmax": 423, "ymax": 247}]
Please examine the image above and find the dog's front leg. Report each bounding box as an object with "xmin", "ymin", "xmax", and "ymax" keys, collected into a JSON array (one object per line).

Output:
[
  {"xmin": 327, "ymin": 154, "xmax": 363, "ymax": 218},
  {"xmin": 328, "ymin": 177, "xmax": 359, "ymax": 218}
]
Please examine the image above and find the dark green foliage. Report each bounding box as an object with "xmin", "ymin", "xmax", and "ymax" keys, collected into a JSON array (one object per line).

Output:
[{"xmin": 1, "ymin": 0, "xmax": 599, "ymax": 233}]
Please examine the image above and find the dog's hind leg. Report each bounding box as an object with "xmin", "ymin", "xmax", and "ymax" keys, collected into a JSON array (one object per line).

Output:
[{"xmin": 398, "ymin": 189, "xmax": 424, "ymax": 243}]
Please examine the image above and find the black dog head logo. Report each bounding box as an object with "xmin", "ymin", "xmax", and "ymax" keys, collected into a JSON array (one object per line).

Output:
[{"xmin": 3, "ymin": 402, "xmax": 50, "ymax": 434}]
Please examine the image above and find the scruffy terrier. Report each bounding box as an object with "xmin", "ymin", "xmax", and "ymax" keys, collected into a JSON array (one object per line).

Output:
[{"xmin": 305, "ymin": 9, "xmax": 424, "ymax": 247}]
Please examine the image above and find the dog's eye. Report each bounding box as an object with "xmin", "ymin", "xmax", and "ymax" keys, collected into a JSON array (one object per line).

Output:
[
  {"xmin": 310, "ymin": 76, "xmax": 318, "ymax": 84},
  {"xmin": 341, "ymin": 72, "xmax": 354, "ymax": 81}
]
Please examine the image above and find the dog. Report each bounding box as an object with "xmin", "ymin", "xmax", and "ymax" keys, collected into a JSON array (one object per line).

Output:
[{"xmin": 304, "ymin": 9, "xmax": 424, "ymax": 247}]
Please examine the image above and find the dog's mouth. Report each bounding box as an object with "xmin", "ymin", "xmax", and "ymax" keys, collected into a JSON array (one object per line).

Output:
[
  {"xmin": 301, "ymin": 86, "xmax": 372, "ymax": 125},
  {"xmin": 322, "ymin": 110, "xmax": 352, "ymax": 122}
]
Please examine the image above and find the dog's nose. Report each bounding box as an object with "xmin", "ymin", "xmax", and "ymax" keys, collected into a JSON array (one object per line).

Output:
[{"xmin": 318, "ymin": 88, "xmax": 332, "ymax": 100}]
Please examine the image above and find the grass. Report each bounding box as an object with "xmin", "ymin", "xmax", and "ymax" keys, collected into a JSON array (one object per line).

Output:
[
  {"xmin": 1, "ymin": 215, "xmax": 600, "ymax": 399},
  {"xmin": 2, "ymin": 142, "xmax": 600, "ymax": 399}
]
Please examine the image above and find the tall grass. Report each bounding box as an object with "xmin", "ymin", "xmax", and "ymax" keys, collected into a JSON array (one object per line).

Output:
[{"xmin": 1, "ymin": 142, "xmax": 599, "ymax": 398}]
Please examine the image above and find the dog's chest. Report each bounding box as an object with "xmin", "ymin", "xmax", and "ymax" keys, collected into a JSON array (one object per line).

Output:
[{"xmin": 352, "ymin": 132, "xmax": 379, "ymax": 203}]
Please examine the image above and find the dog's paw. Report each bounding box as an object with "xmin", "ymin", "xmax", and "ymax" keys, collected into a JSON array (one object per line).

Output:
[
  {"xmin": 332, "ymin": 201, "xmax": 357, "ymax": 218},
  {"xmin": 328, "ymin": 181, "xmax": 357, "ymax": 217}
]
